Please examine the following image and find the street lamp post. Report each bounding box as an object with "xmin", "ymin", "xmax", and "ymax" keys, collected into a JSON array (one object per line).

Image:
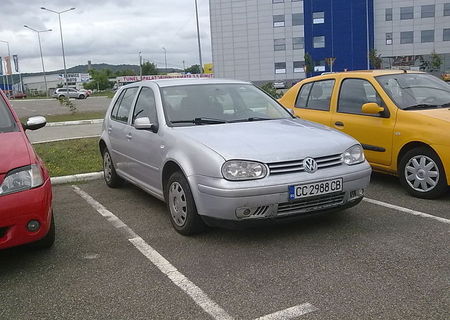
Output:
[
  {"xmin": 0, "ymin": 40, "xmax": 13, "ymax": 96},
  {"xmin": 162, "ymin": 47, "xmax": 167, "ymax": 71},
  {"xmin": 139, "ymin": 51, "xmax": 142, "ymax": 80},
  {"xmin": 24, "ymin": 25, "xmax": 52, "ymax": 97},
  {"xmin": 194, "ymin": 0, "xmax": 203, "ymax": 73},
  {"xmin": 41, "ymin": 7, "xmax": 75, "ymax": 94}
]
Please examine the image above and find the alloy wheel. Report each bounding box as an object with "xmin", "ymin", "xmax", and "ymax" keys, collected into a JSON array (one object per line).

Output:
[{"xmin": 405, "ymin": 155, "xmax": 439, "ymax": 192}]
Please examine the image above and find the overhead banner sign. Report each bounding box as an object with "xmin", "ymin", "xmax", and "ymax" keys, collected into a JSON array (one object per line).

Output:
[
  {"xmin": 4, "ymin": 56, "xmax": 12, "ymax": 75},
  {"xmin": 13, "ymin": 55, "xmax": 19, "ymax": 72},
  {"xmin": 117, "ymin": 73, "xmax": 214, "ymax": 83}
]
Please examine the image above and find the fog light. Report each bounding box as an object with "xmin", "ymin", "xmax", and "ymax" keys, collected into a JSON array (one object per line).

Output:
[
  {"xmin": 27, "ymin": 220, "xmax": 40, "ymax": 232},
  {"xmin": 349, "ymin": 189, "xmax": 364, "ymax": 201}
]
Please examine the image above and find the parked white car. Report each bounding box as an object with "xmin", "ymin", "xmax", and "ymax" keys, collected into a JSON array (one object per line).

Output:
[{"xmin": 52, "ymin": 88, "xmax": 88, "ymax": 99}]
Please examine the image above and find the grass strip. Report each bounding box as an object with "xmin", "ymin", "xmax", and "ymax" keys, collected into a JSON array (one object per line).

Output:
[{"xmin": 34, "ymin": 137, "xmax": 102, "ymax": 177}]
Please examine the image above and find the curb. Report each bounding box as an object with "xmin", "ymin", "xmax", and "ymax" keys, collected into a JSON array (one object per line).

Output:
[
  {"xmin": 33, "ymin": 135, "xmax": 101, "ymax": 144},
  {"xmin": 51, "ymin": 171, "xmax": 104, "ymax": 185},
  {"xmin": 46, "ymin": 119, "xmax": 103, "ymax": 127}
]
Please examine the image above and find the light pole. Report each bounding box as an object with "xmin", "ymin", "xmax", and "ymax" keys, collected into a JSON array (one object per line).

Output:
[
  {"xmin": 139, "ymin": 51, "xmax": 142, "ymax": 80},
  {"xmin": 41, "ymin": 6, "xmax": 75, "ymax": 94},
  {"xmin": 194, "ymin": 0, "xmax": 203, "ymax": 73},
  {"xmin": 0, "ymin": 40, "xmax": 13, "ymax": 96},
  {"xmin": 24, "ymin": 25, "xmax": 52, "ymax": 97},
  {"xmin": 162, "ymin": 47, "xmax": 167, "ymax": 71}
]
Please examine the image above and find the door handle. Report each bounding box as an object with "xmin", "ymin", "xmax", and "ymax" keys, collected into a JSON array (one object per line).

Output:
[
  {"xmin": 126, "ymin": 133, "xmax": 132, "ymax": 140},
  {"xmin": 334, "ymin": 121, "xmax": 344, "ymax": 127}
]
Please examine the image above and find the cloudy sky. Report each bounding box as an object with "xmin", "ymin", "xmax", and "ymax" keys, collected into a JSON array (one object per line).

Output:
[{"xmin": 0, "ymin": 0, "xmax": 212, "ymax": 73}]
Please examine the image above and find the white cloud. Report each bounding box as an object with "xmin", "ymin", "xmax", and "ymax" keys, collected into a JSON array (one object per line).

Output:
[{"xmin": 0, "ymin": 0, "xmax": 211, "ymax": 73}]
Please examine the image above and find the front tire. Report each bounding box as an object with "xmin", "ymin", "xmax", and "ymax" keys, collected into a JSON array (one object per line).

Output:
[
  {"xmin": 165, "ymin": 172, "xmax": 206, "ymax": 235},
  {"xmin": 399, "ymin": 147, "xmax": 448, "ymax": 199},
  {"xmin": 103, "ymin": 148, "xmax": 123, "ymax": 188}
]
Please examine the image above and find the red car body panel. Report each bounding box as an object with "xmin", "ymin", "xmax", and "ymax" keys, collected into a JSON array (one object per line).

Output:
[{"xmin": 0, "ymin": 90, "xmax": 53, "ymax": 250}]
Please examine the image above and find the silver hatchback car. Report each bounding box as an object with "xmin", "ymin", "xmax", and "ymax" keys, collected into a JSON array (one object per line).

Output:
[{"xmin": 100, "ymin": 79, "xmax": 371, "ymax": 235}]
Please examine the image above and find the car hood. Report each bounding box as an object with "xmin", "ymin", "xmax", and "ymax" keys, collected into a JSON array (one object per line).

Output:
[
  {"xmin": 413, "ymin": 108, "xmax": 450, "ymax": 122},
  {"xmin": 174, "ymin": 118, "xmax": 357, "ymax": 162},
  {"xmin": 0, "ymin": 132, "xmax": 31, "ymax": 174}
]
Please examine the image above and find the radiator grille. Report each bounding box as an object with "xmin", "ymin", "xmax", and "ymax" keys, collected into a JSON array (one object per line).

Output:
[{"xmin": 268, "ymin": 154, "xmax": 342, "ymax": 175}]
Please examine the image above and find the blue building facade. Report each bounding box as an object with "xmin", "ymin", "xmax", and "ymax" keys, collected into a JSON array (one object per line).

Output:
[{"xmin": 303, "ymin": 0, "xmax": 374, "ymax": 76}]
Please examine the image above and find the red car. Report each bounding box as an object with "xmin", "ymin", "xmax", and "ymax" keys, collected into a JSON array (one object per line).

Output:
[{"xmin": 0, "ymin": 90, "xmax": 54, "ymax": 250}]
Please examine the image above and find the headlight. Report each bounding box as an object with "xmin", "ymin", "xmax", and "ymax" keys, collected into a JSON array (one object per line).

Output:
[
  {"xmin": 222, "ymin": 160, "xmax": 267, "ymax": 181},
  {"xmin": 0, "ymin": 165, "xmax": 44, "ymax": 196},
  {"xmin": 343, "ymin": 145, "xmax": 365, "ymax": 165}
]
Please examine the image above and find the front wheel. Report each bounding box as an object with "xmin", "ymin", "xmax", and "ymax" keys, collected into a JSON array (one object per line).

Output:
[
  {"xmin": 399, "ymin": 147, "xmax": 448, "ymax": 199},
  {"xmin": 165, "ymin": 172, "xmax": 206, "ymax": 235},
  {"xmin": 103, "ymin": 148, "xmax": 123, "ymax": 188}
]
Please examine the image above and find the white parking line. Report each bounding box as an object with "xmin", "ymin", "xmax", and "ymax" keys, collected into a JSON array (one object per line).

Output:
[
  {"xmin": 72, "ymin": 185, "xmax": 318, "ymax": 320},
  {"xmin": 72, "ymin": 185, "xmax": 233, "ymax": 320},
  {"xmin": 363, "ymin": 197, "xmax": 450, "ymax": 225},
  {"xmin": 254, "ymin": 303, "xmax": 318, "ymax": 320}
]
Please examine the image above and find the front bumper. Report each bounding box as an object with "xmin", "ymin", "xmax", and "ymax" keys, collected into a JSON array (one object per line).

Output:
[
  {"xmin": 189, "ymin": 162, "xmax": 371, "ymax": 225},
  {"xmin": 0, "ymin": 178, "xmax": 53, "ymax": 250}
]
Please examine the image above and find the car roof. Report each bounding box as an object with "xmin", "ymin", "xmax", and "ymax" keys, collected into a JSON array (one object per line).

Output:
[
  {"xmin": 122, "ymin": 78, "xmax": 251, "ymax": 89},
  {"xmin": 307, "ymin": 69, "xmax": 426, "ymax": 80}
]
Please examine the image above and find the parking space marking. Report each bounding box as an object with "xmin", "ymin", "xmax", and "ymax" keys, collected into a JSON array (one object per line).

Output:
[
  {"xmin": 254, "ymin": 303, "xmax": 318, "ymax": 320},
  {"xmin": 72, "ymin": 185, "xmax": 233, "ymax": 320},
  {"xmin": 364, "ymin": 197, "xmax": 450, "ymax": 225},
  {"xmin": 72, "ymin": 185, "xmax": 318, "ymax": 319}
]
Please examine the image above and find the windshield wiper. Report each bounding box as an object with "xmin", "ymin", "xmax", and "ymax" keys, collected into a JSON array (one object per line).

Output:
[
  {"xmin": 403, "ymin": 104, "xmax": 441, "ymax": 110},
  {"xmin": 229, "ymin": 117, "xmax": 271, "ymax": 123},
  {"xmin": 171, "ymin": 117, "xmax": 227, "ymax": 125}
]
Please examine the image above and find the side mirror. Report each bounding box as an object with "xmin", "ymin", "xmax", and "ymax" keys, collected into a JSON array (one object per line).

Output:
[
  {"xmin": 23, "ymin": 116, "xmax": 47, "ymax": 131},
  {"xmin": 134, "ymin": 117, "xmax": 158, "ymax": 133},
  {"xmin": 361, "ymin": 102, "xmax": 385, "ymax": 115}
]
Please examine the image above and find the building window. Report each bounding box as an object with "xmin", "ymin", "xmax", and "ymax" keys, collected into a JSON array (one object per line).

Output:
[
  {"xmin": 292, "ymin": 37, "xmax": 304, "ymax": 49},
  {"xmin": 272, "ymin": 0, "xmax": 284, "ymax": 3},
  {"xmin": 273, "ymin": 15, "xmax": 285, "ymax": 27},
  {"xmin": 292, "ymin": 13, "xmax": 304, "ymax": 26},
  {"xmin": 314, "ymin": 60, "xmax": 325, "ymax": 72},
  {"xmin": 421, "ymin": 30, "xmax": 434, "ymax": 43},
  {"xmin": 386, "ymin": 33, "xmax": 393, "ymax": 45},
  {"xmin": 313, "ymin": 36, "xmax": 325, "ymax": 48},
  {"xmin": 313, "ymin": 12, "xmax": 324, "ymax": 24},
  {"xmin": 400, "ymin": 31, "xmax": 414, "ymax": 44},
  {"xmin": 421, "ymin": 5, "xmax": 435, "ymax": 18},
  {"xmin": 444, "ymin": 28, "xmax": 450, "ymax": 41},
  {"xmin": 385, "ymin": 8, "xmax": 392, "ymax": 21},
  {"xmin": 400, "ymin": 7, "xmax": 414, "ymax": 20},
  {"xmin": 293, "ymin": 61, "xmax": 305, "ymax": 73},
  {"xmin": 444, "ymin": 3, "xmax": 450, "ymax": 16},
  {"xmin": 275, "ymin": 62, "xmax": 286, "ymax": 74},
  {"xmin": 292, "ymin": 0, "xmax": 302, "ymax": 2},
  {"xmin": 274, "ymin": 38, "xmax": 286, "ymax": 51}
]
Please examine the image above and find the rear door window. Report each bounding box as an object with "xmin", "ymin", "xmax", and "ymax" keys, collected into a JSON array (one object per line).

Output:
[
  {"xmin": 296, "ymin": 80, "xmax": 334, "ymax": 111},
  {"xmin": 111, "ymin": 87, "xmax": 138, "ymax": 123}
]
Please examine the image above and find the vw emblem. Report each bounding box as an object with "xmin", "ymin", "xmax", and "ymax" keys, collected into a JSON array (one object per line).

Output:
[{"xmin": 303, "ymin": 157, "xmax": 318, "ymax": 173}]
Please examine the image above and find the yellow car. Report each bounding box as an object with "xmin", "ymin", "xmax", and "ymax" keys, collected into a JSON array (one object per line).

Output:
[{"xmin": 279, "ymin": 70, "xmax": 450, "ymax": 199}]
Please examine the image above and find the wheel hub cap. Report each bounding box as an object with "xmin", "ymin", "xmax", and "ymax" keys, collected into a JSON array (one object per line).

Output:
[
  {"xmin": 405, "ymin": 155, "xmax": 439, "ymax": 192},
  {"xmin": 168, "ymin": 182, "xmax": 187, "ymax": 227}
]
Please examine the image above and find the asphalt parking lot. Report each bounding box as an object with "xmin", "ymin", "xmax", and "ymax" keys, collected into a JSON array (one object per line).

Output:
[{"xmin": 1, "ymin": 173, "xmax": 449, "ymax": 320}]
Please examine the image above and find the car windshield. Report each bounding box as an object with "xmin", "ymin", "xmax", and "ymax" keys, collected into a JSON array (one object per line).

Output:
[
  {"xmin": 376, "ymin": 73, "xmax": 450, "ymax": 110},
  {"xmin": 160, "ymin": 83, "xmax": 292, "ymax": 126},
  {"xmin": 0, "ymin": 95, "xmax": 17, "ymax": 133}
]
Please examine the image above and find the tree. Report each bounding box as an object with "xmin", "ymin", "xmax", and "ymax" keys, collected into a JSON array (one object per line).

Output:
[
  {"xmin": 430, "ymin": 51, "xmax": 442, "ymax": 72},
  {"xmin": 141, "ymin": 62, "xmax": 158, "ymax": 75},
  {"xmin": 84, "ymin": 69, "xmax": 113, "ymax": 90},
  {"xmin": 260, "ymin": 83, "xmax": 283, "ymax": 99},
  {"xmin": 185, "ymin": 64, "xmax": 201, "ymax": 74},
  {"xmin": 369, "ymin": 49, "xmax": 382, "ymax": 69},
  {"xmin": 304, "ymin": 52, "xmax": 314, "ymax": 77}
]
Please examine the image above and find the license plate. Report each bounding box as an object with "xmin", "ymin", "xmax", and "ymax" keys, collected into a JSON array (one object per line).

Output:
[{"xmin": 289, "ymin": 178, "xmax": 343, "ymax": 200}]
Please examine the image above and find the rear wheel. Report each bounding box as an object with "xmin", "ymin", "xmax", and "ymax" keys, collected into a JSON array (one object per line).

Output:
[
  {"xmin": 79, "ymin": 94, "xmax": 85, "ymax": 99},
  {"xmin": 103, "ymin": 148, "xmax": 123, "ymax": 188},
  {"xmin": 165, "ymin": 172, "xmax": 206, "ymax": 235},
  {"xmin": 399, "ymin": 147, "xmax": 448, "ymax": 199}
]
